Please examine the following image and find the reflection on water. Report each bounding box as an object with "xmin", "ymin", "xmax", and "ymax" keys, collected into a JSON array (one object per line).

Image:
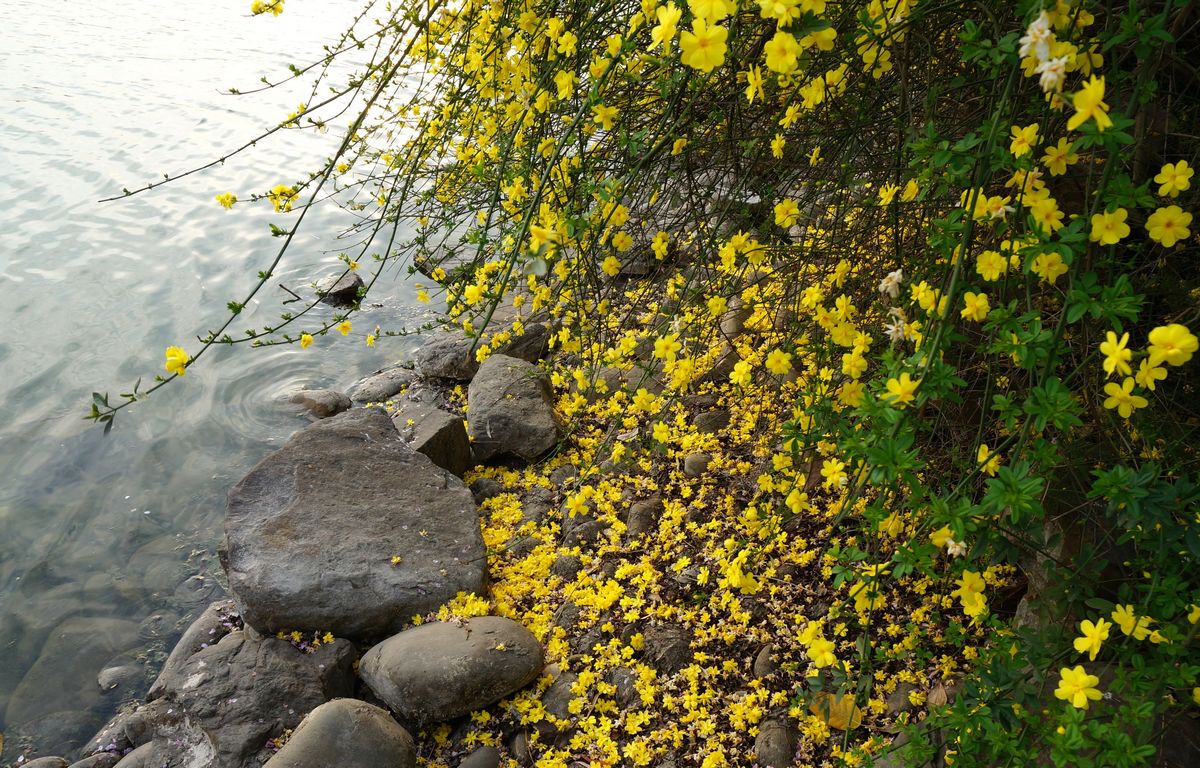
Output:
[{"xmin": 0, "ymin": 0, "xmax": 427, "ymax": 756}]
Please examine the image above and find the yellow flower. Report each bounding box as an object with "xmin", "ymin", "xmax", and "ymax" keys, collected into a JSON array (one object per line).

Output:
[
  {"xmin": 250, "ymin": 0, "xmax": 284, "ymax": 17},
  {"xmin": 806, "ymin": 637, "xmax": 837, "ymax": 667},
  {"xmin": 679, "ymin": 20, "xmax": 728, "ymax": 73},
  {"xmin": 300, "ymin": 333, "xmax": 313, "ymax": 349},
  {"xmin": 366, "ymin": 334, "xmax": 376, "ymax": 347},
  {"xmin": 1147, "ymin": 324, "xmax": 1198, "ymax": 367},
  {"xmin": 1154, "ymin": 161, "xmax": 1193, "ymax": 197},
  {"xmin": 976, "ymin": 250, "xmax": 1007, "ymax": 281},
  {"xmin": 1089, "ymin": 208, "xmax": 1130, "ymax": 245},
  {"xmin": 268, "ymin": 183, "xmax": 298, "ymax": 212},
  {"xmin": 1041, "ymin": 138, "xmax": 1078, "ymax": 176},
  {"xmin": 764, "ymin": 349, "xmax": 792, "ymax": 375},
  {"xmin": 337, "ymin": 321, "xmax": 352, "ymax": 336},
  {"xmin": 1009, "ymin": 123, "xmax": 1039, "ymax": 158},
  {"xmin": 215, "ymin": 192, "xmax": 237, "ymax": 209},
  {"xmin": 591, "ymin": 104, "xmax": 619, "ymax": 131},
  {"xmin": 883, "ymin": 373, "xmax": 920, "ymax": 408},
  {"xmin": 1112, "ymin": 604, "xmax": 1153, "ymax": 639},
  {"xmin": 744, "ymin": 65, "xmax": 765, "ymax": 104},
  {"xmin": 689, "ymin": 0, "xmax": 734, "ymax": 22},
  {"xmin": 1134, "ymin": 358, "xmax": 1165, "ymax": 390},
  {"xmin": 1098, "ymin": 331, "xmax": 1132, "ymax": 377},
  {"xmin": 1102, "ymin": 377, "xmax": 1146, "ymax": 419},
  {"xmin": 1073, "ymin": 618, "xmax": 1111, "ymax": 661},
  {"xmin": 774, "ymin": 198, "xmax": 800, "ymax": 228},
  {"xmin": 612, "ymin": 231, "xmax": 634, "ymax": 252},
  {"xmin": 771, "ymin": 134, "xmax": 786, "ymax": 159},
  {"xmin": 650, "ymin": 3, "xmax": 683, "ymax": 51},
  {"xmin": 1030, "ymin": 251, "xmax": 1069, "ymax": 284},
  {"xmin": 930, "ymin": 526, "xmax": 952, "ymax": 548},
  {"xmin": 1145, "ymin": 205, "xmax": 1192, "ymax": 247},
  {"xmin": 1054, "ymin": 666, "xmax": 1102, "ymax": 709},
  {"xmin": 877, "ymin": 183, "xmax": 899, "ymax": 206},
  {"xmin": 809, "ymin": 145, "xmax": 822, "ymax": 165},
  {"xmin": 1066, "ymin": 75, "xmax": 1113, "ymax": 132},
  {"xmin": 601, "ymin": 255, "xmax": 621, "ymax": 277},
  {"xmin": 763, "ymin": 30, "xmax": 800, "ymax": 74},
  {"xmin": 164, "ymin": 346, "xmax": 190, "ymax": 377},
  {"xmin": 977, "ymin": 444, "xmax": 1001, "ymax": 476},
  {"xmin": 960, "ymin": 291, "xmax": 990, "ymax": 322}
]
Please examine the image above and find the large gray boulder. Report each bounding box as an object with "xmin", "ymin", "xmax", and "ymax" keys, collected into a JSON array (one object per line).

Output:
[
  {"xmin": 391, "ymin": 398, "xmax": 471, "ymax": 477},
  {"xmin": 220, "ymin": 408, "xmax": 486, "ymax": 638},
  {"xmin": 262, "ymin": 699, "xmax": 415, "ymax": 768},
  {"xmin": 81, "ymin": 608, "xmax": 355, "ymax": 768},
  {"xmin": 359, "ymin": 617, "xmax": 544, "ymax": 726},
  {"xmin": 467, "ymin": 355, "xmax": 560, "ymax": 463}
]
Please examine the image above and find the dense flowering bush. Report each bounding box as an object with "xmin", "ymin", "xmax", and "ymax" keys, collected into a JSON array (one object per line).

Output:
[{"xmin": 95, "ymin": 0, "xmax": 1199, "ymax": 764}]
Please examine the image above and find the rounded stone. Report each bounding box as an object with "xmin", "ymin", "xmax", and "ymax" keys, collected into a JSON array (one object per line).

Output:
[
  {"xmin": 263, "ymin": 699, "xmax": 415, "ymax": 768},
  {"xmin": 359, "ymin": 617, "xmax": 544, "ymax": 726}
]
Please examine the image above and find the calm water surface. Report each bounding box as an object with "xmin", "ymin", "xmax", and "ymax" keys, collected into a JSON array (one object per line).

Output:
[{"xmin": 0, "ymin": 1, "xmax": 426, "ymax": 757}]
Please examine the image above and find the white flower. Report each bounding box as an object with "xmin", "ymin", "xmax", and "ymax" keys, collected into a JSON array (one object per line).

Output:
[
  {"xmin": 1036, "ymin": 55, "xmax": 1069, "ymax": 94},
  {"xmin": 878, "ymin": 269, "xmax": 904, "ymax": 299},
  {"xmin": 1019, "ymin": 11, "xmax": 1054, "ymax": 62},
  {"xmin": 884, "ymin": 316, "xmax": 907, "ymax": 344},
  {"xmin": 946, "ymin": 539, "xmax": 968, "ymax": 558}
]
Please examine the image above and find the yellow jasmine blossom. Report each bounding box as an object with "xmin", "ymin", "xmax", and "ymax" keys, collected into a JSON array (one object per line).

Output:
[
  {"xmin": 650, "ymin": 3, "xmax": 682, "ymax": 52},
  {"xmin": 1102, "ymin": 377, "xmax": 1146, "ymax": 418},
  {"xmin": 883, "ymin": 373, "xmax": 920, "ymax": 408},
  {"xmin": 1041, "ymin": 138, "xmax": 1078, "ymax": 176},
  {"xmin": 1112, "ymin": 604, "xmax": 1153, "ymax": 639},
  {"xmin": 1099, "ymin": 331, "xmax": 1132, "ymax": 377},
  {"xmin": 1089, "ymin": 208, "xmax": 1130, "ymax": 245},
  {"xmin": 164, "ymin": 346, "xmax": 190, "ymax": 377},
  {"xmin": 1030, "ymin": 251, "xmax": 1069, "ymax": 284},
  {"xmin": 1009, "ymin": 123, "xmax": 1039, "ymax": 157},
  {"xmin": 809, "ymin": 145, "xmax": 822, "ymax": 165},
  {"xmin": 774, "ymin": 198, "xmax": 800, "ymax": 228},
  {"xmin": 250, "ymin": 0, "xmax": 284, "ymax": 17},
  {"xmin": 763, "ymin": 30, "xmax": 800, "ymax": 74},
  {"xmin": 744, "ymin": 66, "xmax": 765, "ymax": 104},
  {"xmin": 1147, "ymin": 324, "xmax": 1198, "ymax": 367},
  {"xmin": 1054, "ymin": 666, "xmax": 1103, "ymax": 709},
  {"xmin": 771, "ymin": 134, "xmax": 786, "ymax": 159},
  {"xmin": 337, "ymin": 321, "xmax": 352, "ymax": 336},
  {"xmin": 689, "ymin": 0, "xmax": 734, "ymax": 22},
  {"xmin": 960, "ymin": 291, "xmax": 990, "ymax": 322},
  {"xmin": 1134, "ymin": 358, "xmax": 1165, "ymax": 390},
  {"xmin": 591, "ymin": 104, "xmax": 619, "ymax": 131},
  {"xmin": 365, "ymin": 334, "xmax": 376, "ymax": 347},
  {"xmin": 1073, "ymin": 618, "xmax": 1111, "ymax": 661},
  {"xmin": 1154, "ymin": 160, "xmax": 1193, "ymax": 197},
  {"xmin": 1066, "ymin": 75, "xmax": 1113, "ymax": 132},
  {"xmin": 977, "ymin": 444, "xmax": 1001, "ymax": 476},
  {"xmin": 299, "ymin": 333, "xmax": 313, "ymax": 349},
  {"xmin": 679, "ymin": 20, "xmax": 728, "ymax": 73},
  {"xmin": 215, "ymin": 192, "xmax": 237, "ymax": 209},
  {"xmin": 930, "ymin": 526, "xmax": 953, "ymax": 548},
  {"xmin": 976, "ymin": 250, "xmax": 1007, "ymax": 281},
  {"xmin": 601, "ymin": 255, "xmax": 621, "ymax": 277},
  {"xmin": 764, "ymin": 349, "xmax": 792, "ymax": 375},
  {"xmin": 1145, "ymin": 205, "xmax": 1192, "ymax": 247}
]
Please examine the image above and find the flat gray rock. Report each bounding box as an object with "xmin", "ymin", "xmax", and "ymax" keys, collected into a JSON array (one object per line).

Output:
[
  {"xmin": 392, "ymin": 399, "xmax": 471, "ymax": 478},
  {"xmin": 467, "ymin": 355, "xmax": 560, "ymax": 463},
  {"xmin": 220, "ymin": 408, "xmax": 486, "ymax": 638},
  {"xmin": 348, "ymin": 365, "xmax": 416, "ymax": 404},
  {"xmin": 263, "ymin": 699, "xmax": 415, "ymax": 768},
  {"xmin": 359, "ymin": 617, "xmax": 544, "ymax": 726}
]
